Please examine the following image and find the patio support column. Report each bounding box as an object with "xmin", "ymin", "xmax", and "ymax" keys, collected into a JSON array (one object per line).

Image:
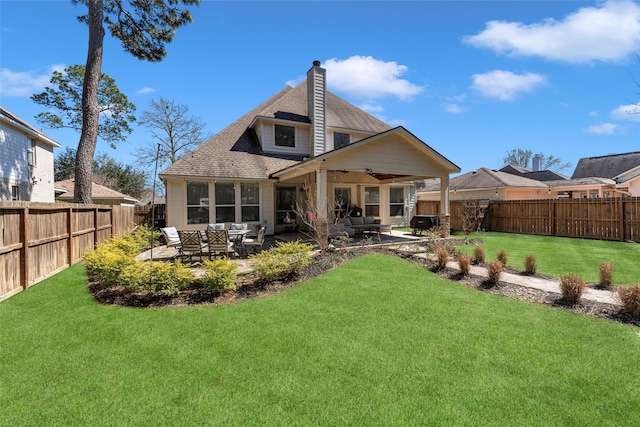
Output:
[
  {"xmin": 316, "ymin": 168, "xmax": 329, "ymax": 245},
  {"xmin": 439, "ymin": 175, "xmax": 451, "ymax": 237}
]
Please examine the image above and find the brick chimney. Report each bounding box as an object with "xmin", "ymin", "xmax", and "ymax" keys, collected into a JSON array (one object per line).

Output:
[{"xmin": 307, "ymin": 60, "xmax": 327, "ymax": 156}]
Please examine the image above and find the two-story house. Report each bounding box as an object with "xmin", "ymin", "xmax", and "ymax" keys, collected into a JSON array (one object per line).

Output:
[
  {"xmin": 159, "ymin": 61, "xmax": 460, "ymax": 235},
  {"xmin": 0, "ymin": 106, "xmax": 61, "ymax": 203}
]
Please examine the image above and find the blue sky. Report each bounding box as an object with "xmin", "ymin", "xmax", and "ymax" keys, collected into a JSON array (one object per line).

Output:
[{"xmin": 2, "ymin": 0, "xmax": 639, "ymax": 177}]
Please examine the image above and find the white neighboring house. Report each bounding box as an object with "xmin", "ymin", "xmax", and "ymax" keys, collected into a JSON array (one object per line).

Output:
[
  {"xmin": 159, "ymin": 61, "xmax": 460, "ymax": 235},
  {"xmin": 0, "ymin": 106, "xmax": 61, "ymax": 202}
]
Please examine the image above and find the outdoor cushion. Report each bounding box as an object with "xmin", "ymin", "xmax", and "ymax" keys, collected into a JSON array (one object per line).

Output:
[
  {"xmin": 230, "ymin": 223, "xmax": 248, "ymax": 230},
  {"xmin": 350, "ymin": 217, "xmax": 364, "ymax": 226},
  {"xmin": 160, "ymin": 227, "xmax": 180, "ymax": 246},
  {"xmin": 363, "ymin": 216, "xmax": 375, "ymax": 225},
  {"xmin": 207, "ymin": 223, "xmax": 226, "ymax": 231},
  {"xmin": 341, "ymin": 217, "xmax": 352, "ymax": 227}
]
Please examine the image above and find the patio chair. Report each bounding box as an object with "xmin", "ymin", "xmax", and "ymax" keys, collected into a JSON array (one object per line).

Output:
[
  {"xmin": 242, "ymin": 226, "xmax": 266, "ymax": 254},
  {"xmin": 177, "ymin": 230, "xmax": 209, "ymax": 263},
  {"xmin": 160, "ymin": 226, "xmax": 182, "ymax": 258},
  {"xmin": 205, "ymin": 229, "xmax": 235, "ymax": 259}
]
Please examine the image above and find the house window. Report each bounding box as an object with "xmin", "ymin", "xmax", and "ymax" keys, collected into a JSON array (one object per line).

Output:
[
  {"xmin": 389, "ymin": 187, "xmax": 404, "ymax": 217},
  {"xmin": 275, "ymin": 125, "xmax": 295, "ymax": 147},
  {"xmin": 241, "ymin": 183, "xmax": 260, "ymax": 222},
  {"xmin": 334, "ymin": 132, "xmax": 350, "ymax": 150},
  {"xmin": 11, "ymin": 185, "xmax": 19, "ymax": 201},
  {"xmin": 27, "ymin": 139, "xmax": 36, "ymax": 166},
  {"xmin": 364, "ymin": 186, "xmax": 380, "ymax": 217},
  {"xmin": 215, "ymin": 182, "xmax": 235, "ymax": 223},
  {"xmin": 186, "ymin": 181, "xmax": 209, "ymax": 224}
]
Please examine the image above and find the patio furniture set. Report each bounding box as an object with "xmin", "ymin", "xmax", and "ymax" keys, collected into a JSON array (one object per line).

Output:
[{"xmin": 160, "ymin": 223, "xmax": 266, "ymax": 263}]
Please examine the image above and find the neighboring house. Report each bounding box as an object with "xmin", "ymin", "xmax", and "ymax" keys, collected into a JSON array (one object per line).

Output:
[
  {"xmin": 418, "ymin": 168, "xmax": 550, "ymax": 201},
  {"xmin": 137, "ymin": 189, "xmax": 166, "ymax": 206},
  {"xmin": 55, "ymin": 179, "xmax": 138, "ymax": 206},
  {"xmin": 419, "ymin": 151, "xmax": 640, "ymax": 201},
  {"xmin": 159, "ymin": 61, "xmax": 460, "ymax": 235},
  {"xmin": 0, "ymin": 106, "xmax": 61, "ymax": 202},
  {"xmin": 571, "ymin": 151, "xmax": 640, "ymax": 197}
]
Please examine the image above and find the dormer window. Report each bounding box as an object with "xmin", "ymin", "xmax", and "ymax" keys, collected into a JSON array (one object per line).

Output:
[
  {"xmin": 334, "ymin": 132, "xmax": 350, "ymax": 149},
  {"xmin": 275, "ymin": 125, "xmax": 295, "ymax": 147}
]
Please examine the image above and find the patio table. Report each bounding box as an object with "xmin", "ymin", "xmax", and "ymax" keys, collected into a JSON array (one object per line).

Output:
[{"xmin": 228, "ymin": 229, "xmax": 251, "ymax": 257}]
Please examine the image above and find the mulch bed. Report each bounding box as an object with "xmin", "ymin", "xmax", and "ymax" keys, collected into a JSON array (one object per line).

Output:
[{"xmin": 89, "ymin": 246, "xmax": 640, "ymax": 327}]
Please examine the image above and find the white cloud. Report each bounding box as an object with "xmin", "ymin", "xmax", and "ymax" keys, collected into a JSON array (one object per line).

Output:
[
  {"xmin": 285, "ymin": 76, "xmax": 304, "ymax": 87},
  {"xmin": 610, "ymin": 103, "xmax": 640, "ymax": 121},
  {"xmin": 463, "ymin": 0, "xmax": 640, "ymax": 63},
  {"xmin": 322, "ymin": 56, "xmax": 424, "ymax": 100},
  {"xmin": 0, "ymin": 65, "xmax": 65, "ymax": 97},
  {"xmin": 471, "ymin": 70, "xmax": 547, "ymax": 101},
  {"xmin": 136, "ymin": 86, "xmax": 156, "ymax": 95},
  {"xmin": 588, "ymin": 123, "xmax": 619, "ymax": 134},
  {"xmin": 445, "ymin": 103, "xmax": 466, "ymax": 114}
]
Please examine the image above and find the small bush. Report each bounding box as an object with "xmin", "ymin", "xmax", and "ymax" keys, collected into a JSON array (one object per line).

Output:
[
  {"xmin": 599, "ymin": 262, "xmax": 614, "ymax": 288},
  {"xmin": 487, "ymin": 260, "xmax": 502, "ymax": 285},
  {"xmin": 251, "ymin": 241, "xmax": 312, "ymax": 282},
  {"xmin": 497, "ymin": 250, "xmax": 508, "ymax": 266},
  {"xmin": 617, "ymin": 285, "xmax": 640, "ymax": 318},
  {"xmin": 473, "ymin": 246, "xmax": 485, "ymax": 264},
  {"xmin": 457, "ymin": 254, "xmax": 471, "ymax": 276},
  {"xmin": 560, "ymin": 274, "xmax": 585, "ymax": 305},
  {"xmin": 435, "ymin": 246, "xmax": 449, "ymax": 270},
  {"xmin": 201, "ymin": 259, "xmax": 238, "ymax": 292},
  {"xmin": 119, "ymin": 261, "xmax": 194, "ymax": 295},
  {"xmin": 525, "ymin": 254, "xmax": 537, "ymax": 275},
  {"xmin": 84, "ymin": 245, "xmax": 136, "ymax": 287}
]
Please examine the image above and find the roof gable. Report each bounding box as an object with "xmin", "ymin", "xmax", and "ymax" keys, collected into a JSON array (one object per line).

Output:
[
  {"xmin": 160, "ymin": 79, "xmax": 393, "ymax": 180},
  {"xmin": 571, "ymin": 151, "xmax": 640, "ymax": 180}
]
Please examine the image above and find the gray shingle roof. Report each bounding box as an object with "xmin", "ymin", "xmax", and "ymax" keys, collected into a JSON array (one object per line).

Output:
[
  {"xmin": 422, "ymin": 168, "xmax": 548, "ymax": 192},
  {"xmin": 499, "ymin": 165, "xmax": 568, "ymax": 182},
  {"xmin": 55, "ymin": 179, "xmax": 137, "ymax": 202},
  {"xmin": 159, "ymin": 81, "xmax": 391, "ymax": 180},
  {"xmin": 571, "ymin": 151, "xmax": 640, "ymax": 180}
]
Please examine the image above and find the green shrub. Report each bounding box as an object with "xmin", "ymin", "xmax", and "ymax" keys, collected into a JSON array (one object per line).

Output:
[
  {"xmin": 251, "ymin": 241, "xmax": 312, "ymax": 282},
  {"xmin": 497, "ymin": 250, "xmax": 508, "ymax": 266},
  {"xmin": 487, "ymin": 260, "xmax": 502, "ymax": 285},
  {"xmin": 473, "ymin": 246, "xmax": 485, "ymax": 264},
  {"xmin": 599, "ymin": 262, "xmax": 614, "ymax": 288},
  {"xmin": 457, "ymin": 254, "xmax": 471, "ymax": 276},
  {"xmin": 84, "ymin": 245, "xmax": 136, "ymax": 287},
  {"xmin": 525, "ymin": 254, "xmax": 537, "ymax": 275},
  {"xmin": 435, "ymin": 246, "xmax": 449, "ymax": 270},
  {"xmin": 617, "ymin": 285, "xmax": 640, "ymax": 318},
  {"xmin": 130, "ymin": 223, "xmax": 161, "ymax": 250},
  {"xmin": 201, "ymin": 259, "xmax": 238, "ymax": 292},
  {"xmin": 120, "ymin": 261, "xmax": 193, "ymax": 295},
  {"xmin": 560, "ymin": 274, "xmax": 585, "ymax": 305}
]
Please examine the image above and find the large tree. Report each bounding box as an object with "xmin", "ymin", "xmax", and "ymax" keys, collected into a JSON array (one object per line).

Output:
[
  {"xmin": 70, "ymin": 0, "xmax": 199, "ymax": 203},
  {"xmin": 31, "ymin": 64, "xmax": 136, "ymax": 147},
  {"xmin": 502, "ymin": 148, "xmax": 572, "ymax": 173},
  {"xmin": 135, "ymin": 97, "xmax": 210, "ymax": 170}
]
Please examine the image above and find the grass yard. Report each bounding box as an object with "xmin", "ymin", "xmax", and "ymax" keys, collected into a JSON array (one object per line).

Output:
[
  {"xmin": 1, "ymin": 256, "xmax": 639, "ymax": 426},
  {"xmin": 455, "ymin": 232, "xmax": 639, "ymax": 285}
]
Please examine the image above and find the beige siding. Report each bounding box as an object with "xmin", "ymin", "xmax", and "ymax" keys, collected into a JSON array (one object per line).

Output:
[
  {"xmin": 329, "ymin": 137, "xmax": 450, "ymax": 177},
  {"xmin": 262, "ymin": 181, "xmax": 275, "ymax": 235},
  {"xmin": 261, "ymin": 123, "xmax": 311, "ymax": 157}
]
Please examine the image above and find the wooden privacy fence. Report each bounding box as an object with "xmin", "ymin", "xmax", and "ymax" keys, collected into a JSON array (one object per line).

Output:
[
  {"xmin": 416, "ymin": 198, "xmax": 640, "ymax": 243},
  {"xmin": 0, "ymin": 202, "xmax": 134, "ymax": 302}
]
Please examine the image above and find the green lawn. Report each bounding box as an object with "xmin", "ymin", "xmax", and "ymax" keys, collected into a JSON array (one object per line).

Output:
[
  {"xmin": 1, "ymin": 256, "xmax": 639, "ymax": 426},
  {"xmin": 455, "ymin": 232, "xmax": 640, "ymax": 285}
]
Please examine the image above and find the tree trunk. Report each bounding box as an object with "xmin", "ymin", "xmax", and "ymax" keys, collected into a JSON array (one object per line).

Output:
[{"xmin": 74, "ymin": 0, "xmax": 105, "ymax": 204}]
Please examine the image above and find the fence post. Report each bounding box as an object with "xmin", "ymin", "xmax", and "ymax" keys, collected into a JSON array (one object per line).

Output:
[
  {"xmin": 67, "ymin": 206, "xmax": 73, "ymax": 266},
  {"xmin": 619, "ymin": 198, "xmax": 625, "ymax": 242},
  {"xmin": 94, "ymin": 207, "xmax": 99, "ymax": 248},
  {"xmin": 19, "ymin": 207, "xmax": 29, "ymax": 290}
]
